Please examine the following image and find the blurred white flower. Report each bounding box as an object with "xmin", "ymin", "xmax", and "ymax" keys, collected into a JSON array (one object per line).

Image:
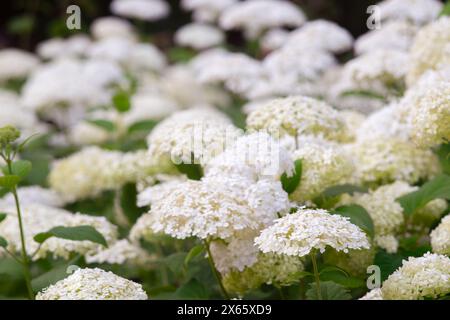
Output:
[
  {"xmin": 111, "ymin": 0, "xmax": 169, "ymax": 21},
  {"xmin": 378, "ymin": 0, "xmax": 442, "ymax": 25},
  {"xmin": 431, "ymin": 215, "xmax": 450, "ymax": 255},
  {"xmin": 175, "ymin": 23, "xmax": 224, "ymax": 50},
  {"xmin": 181, "ymin": 0, "xmax": 237, "ymax": 22},
  {"xmin": 36, "ymin": 35, "xmax": 92, "ymax": 60},
  {"xmin": 90, "ymin": 16, "xmax": 136, "ymax": 40},
  {"xmin": 0, "ymin": 49, "xmax": 39, "ymax": 82}
]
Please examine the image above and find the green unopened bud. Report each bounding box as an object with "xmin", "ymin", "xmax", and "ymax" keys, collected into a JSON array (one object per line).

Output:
[{"xmin": 0, "ymin": 125, "xmax": 21, "ymax": 147}]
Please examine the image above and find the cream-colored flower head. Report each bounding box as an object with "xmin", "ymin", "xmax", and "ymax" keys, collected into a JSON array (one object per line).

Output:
[
  {"xmin": 283, "ymin": 19, "xmax": 353, "ymax": 54},
  {"xmin": 329, "ymin": 49, "xmax": 408, "ymax": 113},
  {"xmin": 110, "ymin": 0, "xmax": 169, "ymax": 21},
  {"xmin": 255, "ymin": 208, "xmax": 370, "ymax": 257},
  {"xmin": 147, "ymin": 108, "xmax": 242, "ymax": 166},
  {"xmin": 90, "ymin": 16, "xmax": 136, "ymax": 40},
  {"xmin": 407, "ymin": 17, "xmax": 450, "ymax": 86},
  {"xmin": 49, "ymin": 147, "xmax": 175, "ymax": 201},
  {"xmin": 36, "ymin": 268, "xmax": 147, "ymax": 300},
  {"xmin": 205, "ymin": 132, "xmax": 294, "ymax": 181},
  {"xmin": 85, "ymin": 239, "xmax": 154, "ymax": 267},
  {"xmin": 290, "ymin": 138, "xmax": 354, "ymax": 202},
  {"xmin": 175, "ymin": 23, "xmax": 224, "ymax": 50},
  {"xmin": 382, "ymin": 253, "xmax": 450, "ymax": 300},
  {"xmin": 0, "ymin": 186, "xmax": 66, "ymax": 208},
  {"xmin": 246, "ymin": 96, "xmax": 347, "ymax": 142},
  {"xmin": 378, "ymin": 0, "xmax": 442, "ymax": 25},
  {"xmin": 0, "ymin": 204, "xmax": 118, "ymax": 260},
  {"xmin": 348, "ymin": 138, "xmax": 440, "ymax": 186},
  {"xmin": 219, "ymin": 0, "xmax": 306, "ymax": 39},
  {"xmin": 354, "ymin": 21, "xmax": 417, "ymax": 55},
  {"xmin": 0, "ymin": 49, "xmax": 39, "ymax": 82},
  {"xmin": 182, "ymin": 0, "xmax": 237, "ymax": 23},
  {"xmin": 431, "ymin": 215, "xmax": 450, "ymax": 255},
  {"xmin": 406, "ymin": 81, "xmax": 450, "ymax": 148}
]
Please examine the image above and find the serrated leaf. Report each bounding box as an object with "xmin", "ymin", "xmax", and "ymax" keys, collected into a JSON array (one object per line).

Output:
[
  {"xmin": 33, "ymin": 225, "xmax": 107, "ymax": 247},
  {"xmin": 0, "ymin": 213, "xmax": 7, "ymax": 223},
  {"xmin": 127, "ymin": 120, "xmax": 158, "ymax": 134},
  {"xmin": 112, "ymin": 91, "xmax": 131, "ymax": 113},
  {"xmin": 281, "ymin": 159, "xmax": 302, "ymax": 194},
  {"xmin": 0, "ymin": 175, "xmax": 20, "ymax": 190},
  {"xmin": 306, "ymin": 281, "xmax": 352, "ymax": 300},
  {"xmin": 322, "ymin": 184, "xmax": 368, "ymax": 197},
  {"xmin": 333, "ymin": 204, "xmax": 375, "ymax": 238},
  {"xmin": 10, "ymin": 160, "xmax": 32, "ymax": 179},
  {"xmin": 184, "ymin": 245, "xmax": 204, "ymax": 267},
  {"xmin": 87, "ymin": 119, "xmax": 116, "ymax": 132},
  {"xmin": 397, "ymin": 174, "xmax": 450, "ymax": 215}
]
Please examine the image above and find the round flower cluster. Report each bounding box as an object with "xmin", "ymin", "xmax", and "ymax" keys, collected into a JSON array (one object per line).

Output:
[
  {"xmin": 255, "ymin": 208, "xmax": 370, "ymax": 257},
  {"xmin": 110, "ymin": 0, "xmax": 169, "ymax": 21},
  {"xmin": 181, "ymin": 0, "xmax": 237, "ymax": 23},
  {"xmin": 381, "ymin": 253, "xmax": 450, "ymax": 300},
  {"xmin": 430, "ymin": 215, "xmax": 450, "ymax": 255},
  {"xmin": 49, "ymin": 147, "xmax": 176, "ymax": 201},
  {"xmin": 175, "ymin": 23, "xmax": 224, "ymax": 50},
  {"xmin": 290, "ymin": 139, "xmax": 354, "ymax": 202},
  {"xmin": 0, "ymin": 186, "xmax": 66, "ymax": 208},
  {"xmin": 0, "ymin": 49, "xmax": 39, "ymax": 82},
  {"xmin": 348, "ymin": 137, "xmax": 440, "ymax": 186},
  {"xmin": 0, "ymin": 204, "xmax": 118, "ymax": 260},
  {"xmin": 36, "ymin": 268, "xmax": 148, "ymax": 300},
  {"xmin": 407, "ymin": 17, "xmax": 450, "ymax": 85},
  {"xmin": 246, "ymin": 96, "xmax": 348, "ymax": 142},
  {"xmin": 378, "ymin": 0, "xmax": 442, "ymax": 25}
]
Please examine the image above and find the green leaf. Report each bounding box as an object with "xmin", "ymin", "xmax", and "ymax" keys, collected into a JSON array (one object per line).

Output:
[
  {"xmin": 127, "ymin": 120, "xmax": 158, "ymax": 134},
  {"xmin": 439, "ymin": 1, "xmax": 450, "ymax": 16},
  {"xmin": 0, "ymin": 175, "xmax": 20, "ymax": 190},
  {"xmin": 0, "ymin": 236, "xmax": 8, "ymax": 248},
  {"xmin": 87, "ymin": 119, "xmax": 116, "ymax": 132},
  {"xmin": 31, "ymin": 256, "xmax": 82, "ymax": 292},
  {"xmin": 281, "ymin": 159, "xmax": 302, "ymax": 194},
  {"xmin": 320, "ymin": 271, "xmax": 365, "ymax": 289},
  {"xmin": 163, "ymin": 252, "xmax": 188, "ymax": 275},
  {"xmin": 10, "ymin": 160, "xmax": 32, "ymax": 179},
  {"xmin": 436, "ymin": 143, "xmax": 450, "ymax": 174},
  {"xmin": 397, "ymin": 174, "xmax": 450, "ymax": 215},
  {"xmin": 174, "ymin": 278, "xmax": 208, "ymax": 299},
  {"xmin": 322, "ymin": 184, "xmax": 368, "ymax": 197},
  {"xmin": 374, "ymin": 250, "xmax": 405, "ymax": 282},
  {"xmin": 112, "ymin": 91, "xmax": 131, "ymax": 113},
  {"xmin": 319, "ymin": 266, "xmax": 348, "ymax": 277},
  {"xmin": 333, "ymin": 205, "xmax": 375, "ymax": 238},
  {"xmin": 120, "ymin": 183, "xmax": 146, "ymax": 224},
  {"xmin": 341, "ymin": 90, "xmax": 387, "ymax": 101},
  {"xmin": 175, "ymin": 163, "xmax": 203, "ymax": 180},
  {"xmin": 0, "ymin": 213, "xmax": 7, "ymax": 223},
  {"xmin": 33, "ymin": 225, "xmax": 108, "ymax": 247},
  {"xmin": 306, "ymin": 281, "xmax": 352, "ymax": 300},
  {"xmin": 184, "ymin": 245, "xmax": 204, "ymax": 267},
  {"xmin": 168, "ymin": 47, "xmax": 196, "ymax": 63}
]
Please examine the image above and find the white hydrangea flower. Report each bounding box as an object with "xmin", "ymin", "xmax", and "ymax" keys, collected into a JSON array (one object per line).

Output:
[
  {"xmin": 246, "ymin": 96, "xmax": 348, "ymax": 142},
  {"xmin": 90, "ymin": 16, "xmax": 136, "ymax": 40},
  {"xmin": 49, "ymin": 147, "xmax": 175, "ymax": 201},
  {"xmin": 407, "ymin": 17, "xmax": 450, "ymax": 85},
  {"xmin": 0, "ymin": 186, "xmax": 66, "ymax": 208},
  {"xmin": 255, "ymin": 208, "xmax": 370, "ymax": 257},
  {"xmin": 347, "ymin": 138, "xmax": 440, "ymax": 186},
  {"xmin": 431, "ymin": 215, "xmax": 450, "ymax": 255},
  {"xmin": 283, "ymin": 19, "xmax": 353, "ymax": 54},
  {"xmin": 261, "ymin": 28, "xmax": 290, "ymax": 52},
  {"xmin": 137, "ymin": 176, "xmax": 187, "ymax": 207},
  {"xmin": 147, "ymin": 108, "xmax": 242, "ymax": 166},
  {"xmin": 85, "ymin": 239, "xmax": 154, "ymax": 267},
  {"xmin": 21, "ymin": 58, "xmax": 123, "ymax": 112},
  {"xmin": 0, "ymin": 49, "xmax": 39, "ymax": 82},
  {"xmin": 406, "ymin": 81, "xmax": 450, "ymax": 148},
  {"xmin": 175, "ymin": 23, "xmax": 224, "ymax": 50},
  {"xmin": 290, "ymin": 138, "xmax": 354, "ymax": 202},
  {"xmin": 219, "ymin": 0, "xmax": 306, "ymax": 39},
  {"xmin": 0, "ymin": 103, "xmax": 48, "ymax": 139},
  {"xmin": 136, "ymin": 179, "xmax": 263, "ymax": 240},
  {"xmin": 222, "ymin": 252, "xmax": 304, "ymax": 295},
  {"xmin": 205, "ymin": 132, "xmax": 294, "ymax": 181},
  {"xmin": 374, "ymin": 234, "xmax": 399, "ymax": 254},
  {"xmin": 359, "ymin": 288, "xmax": 384, "ymax": 300},
  {"xmin": 181, "ymin": 0, "xmax": 237, "ymax": 22},
  {"xmin": 381, "ymin": 253, "xmax": 450, "ymax": 300},
  {"xmin": 354, "ymin": 21, "xmax": 417, "ymax": 55},
  {"xmin": 36, "ymin": 35, "xmax": 92, "ymax": 60},
  {"xmin": 36, "ymin": 268, "xmax": 147, "ymax": 300},
  {"xmin": 110, "ymin": 0, "xmax": 169, "ymax": 21},
  {"xmin": 340, "ymin": 110, "xmax": 366, "ymax": 142},
  {"xmin": 378, "ymin": 0, "xmax": 442, "ymax": 25},
  {"xmin": 329, "ymin": 49, "xmax": 408, "ymax": 113},
  {"xmin": 0, "ymin": 204, "xmax": 118, "ymax": 260}
]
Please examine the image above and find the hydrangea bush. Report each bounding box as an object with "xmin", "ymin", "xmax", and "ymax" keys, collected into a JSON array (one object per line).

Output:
[{"xmin": 0, "ymin": 0, "xmax": 449, "ymax": 300}]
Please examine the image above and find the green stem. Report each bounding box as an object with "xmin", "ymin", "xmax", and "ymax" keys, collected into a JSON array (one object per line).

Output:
[
  {"xmin": 204, "ymin": 239, "xmax": 230, "ymax": 300},
  {"xmin": 310, "ymin": 251, "xmax": 322, "ymax": 300},
  {"xmin": 7, "ymin": 159, "xmax": 34, "ymax": 299}
]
